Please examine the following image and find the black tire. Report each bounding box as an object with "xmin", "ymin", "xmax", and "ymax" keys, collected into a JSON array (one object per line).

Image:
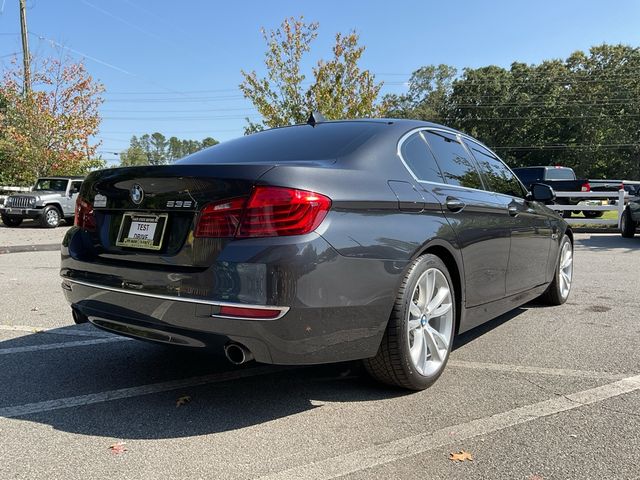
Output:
[
  {"xmin": 363, "ymin": 254, "xmax": 456, "ymax": 391},
  {"xmin": 540, "ymin": 235, "xmax": 573, "ymax": 305},
  {"xmin": 40, "ymin": 205, "xmax": 61, "ymax": 228},
  {"xmin": 1, "ymin": 215, "xmax": 23, "ymax": 227},
  {"xmin": 583, "ymin": 211, "xmax": 603, "ymax": 219},
  {"xmin": 620, "ymin": 207, "xmax": 636, "ymax": 238}
]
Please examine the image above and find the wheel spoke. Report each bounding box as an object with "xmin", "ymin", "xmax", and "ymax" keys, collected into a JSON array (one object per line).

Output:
[
  {"xmin": 427, "ymin": 287, "xmax": 449, "ymax": 314},
  {"xmin": 424, "ymin": 328, "xmax": 442, "ymax": 362},
  {"xmin": 427, "ymin": 325, "xmax": 449, "ymax": 350},
  {"xmin": 559, "ymin": 272, "xmax": 568, "ymax": 293},
  {"xmin": 409, "ymin": 302, "xmax": 421, "ymax": 319},
  {"xmin": 430, "ymin": 301, "xmax": 452, "ymax": 318},
  {"xmin": 421, "ymin": 271, "xmax": 435, "ymax": 313},
  {"xmin": 410, "ymin": 330, "xmax": 424, "ymax": 366},
  {"xmin": 408, "ymin": 318, "xmax": 421, "ymax": 330}
]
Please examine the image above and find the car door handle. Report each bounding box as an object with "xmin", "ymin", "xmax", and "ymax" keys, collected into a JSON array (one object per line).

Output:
[
  {"xmin": 508, "ymin": 206, "xmax": 519, "ymax": 217},
  {"xmin": 445, "ymin": 198, "xmax": 465, "ymax": 212}
]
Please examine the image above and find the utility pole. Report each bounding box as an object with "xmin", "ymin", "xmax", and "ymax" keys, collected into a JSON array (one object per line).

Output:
[{"xmin": 19, "ymin": 0, "xmax": 31, "ymax": 96}]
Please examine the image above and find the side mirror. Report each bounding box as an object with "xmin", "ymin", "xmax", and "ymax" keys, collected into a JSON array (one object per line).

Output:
[{"xmin": 527, "ymin": 183, "xmax": 556, "ymax": 202}]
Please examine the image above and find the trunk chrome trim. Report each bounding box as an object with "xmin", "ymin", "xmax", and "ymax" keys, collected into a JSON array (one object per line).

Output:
[{"xmin": 61, "ymin": 278, "xmax": 290, "ymax": 320}]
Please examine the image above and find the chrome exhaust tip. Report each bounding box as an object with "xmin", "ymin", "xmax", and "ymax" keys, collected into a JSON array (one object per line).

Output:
[{"xmin": 224, "ymin": 342, "xmax": 254, "ymax": 365}]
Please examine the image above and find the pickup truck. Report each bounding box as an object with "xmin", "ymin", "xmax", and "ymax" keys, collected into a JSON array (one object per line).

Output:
[
  {"xmin": 511, "ymin": 166, "xmax": 599, "ymax": 218},
  {"xmin": 0, "ymin": 176, "xmax": 84, "ymax": 228}
]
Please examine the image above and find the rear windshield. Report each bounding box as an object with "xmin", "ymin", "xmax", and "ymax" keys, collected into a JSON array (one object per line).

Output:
[
  {"xmin": 545, "ymin": 168, "xmax": 576, "ymax": 180},
  {"xmin": 177, "ymin": 122, "xmax": 384, "ymax": 164}
]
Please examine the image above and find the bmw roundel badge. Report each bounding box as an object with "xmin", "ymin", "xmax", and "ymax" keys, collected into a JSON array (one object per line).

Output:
[{"xmin": 130, "ymin": 184, "xmax": 144, "ymax": 205}]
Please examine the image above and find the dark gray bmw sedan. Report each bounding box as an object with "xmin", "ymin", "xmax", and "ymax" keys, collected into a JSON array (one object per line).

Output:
[{"xmin": 61, "ymin": 118, "xmax": 573, "ymax": 390}]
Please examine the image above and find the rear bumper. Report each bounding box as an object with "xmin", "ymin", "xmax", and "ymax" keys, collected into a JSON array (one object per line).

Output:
[{"xmin": 61, "ymin": 227, "xmax": 403, "ymax": 365}]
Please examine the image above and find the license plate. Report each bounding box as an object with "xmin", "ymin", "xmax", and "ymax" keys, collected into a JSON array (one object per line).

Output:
[{"xmin": 116, "ymin": 213, "xmax": 168, "ymax": 251}]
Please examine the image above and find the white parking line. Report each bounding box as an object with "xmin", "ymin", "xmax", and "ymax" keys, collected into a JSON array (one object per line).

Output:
[
  {"xmin": 260, "ymin": 373, "xmax": 640, "ymax": 480},
  {"xmin": 0, "ymin": 337, "xmax": 127, "ymax": 355},
  {"xmin": 0, "ymin": 324, "xmax": 114, "ymax": 338},
  {"xmin": 448, "ymin": 359, "xmax": 626, "ymax": 380},
  {"xmin": 0, "ymin": 366, "xmax": 294, "ymax": 419}
]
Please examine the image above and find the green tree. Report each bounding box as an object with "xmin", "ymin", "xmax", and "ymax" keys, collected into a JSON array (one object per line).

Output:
[
  {"xmin": 120, "ymin": 145, "xmax": 148, "ymax": 166},
  {"xmin": 201, "ymin": 137, "xmax": 219, "ymax": 149},
  {"xmin": 120, "ymin": 133, "xmax": 218, "ymax": 165},
  {"xmin": 149, "ymin": 132, "xmax": 167, "ymax": 165},
  {"xmin": 0, "ymin": 56, "xmax": 104, "ymax": 185},
  {"xmin": 239, "ymin": 16, "xmax": 385, "ymax": 134},
  {"xmin": 383, "ymin": 64, "xmax": 457, "ymax": 124},
  {"xmin": 384, "ymin": 44, "xmax": 640, "ymax": 179}
]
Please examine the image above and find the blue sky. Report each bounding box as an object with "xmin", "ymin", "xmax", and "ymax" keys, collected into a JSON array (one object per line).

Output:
[{"xmin": 1, "ymin": 0, "xmax": 639, "ymax": 165}]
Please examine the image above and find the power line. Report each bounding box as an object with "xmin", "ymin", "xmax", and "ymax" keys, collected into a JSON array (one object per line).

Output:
[
  {"xmin": 101, "ymin": 114, "xmax": 260, "ymax": 121},
  {"xmin": 492, "ymin": 143, "xmax": 639, "ymax": 151},
  {"xmin": 98, "ymin": 128, "xmax": 243, "ymax": 134},
  {"xmin": 100, "ymin": 107, "xmax": 257, "ymax": 113},
  {"xmin": 79, "ymin": 0, "xmax": 200, "ymax": 62},
  {"xmin": 30, "ymin": 32, "xmax": 135, "ymax": 75},
  {"xmin": 446, "ymin": 114, "xmax": 640, "ymax": 120}
]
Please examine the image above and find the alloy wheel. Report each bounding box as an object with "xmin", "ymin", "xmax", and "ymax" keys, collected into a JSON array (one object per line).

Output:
[
  {"xmin": 407, "ymin": 268, "xmax": 453, "ymax": 376},
  {"xmin": 46, "ymin": 209, "xmax": 59, "ymax": 227},
  {"xmin": 558, "ymin": 240, "xmax": 573, "ymax": 299}
]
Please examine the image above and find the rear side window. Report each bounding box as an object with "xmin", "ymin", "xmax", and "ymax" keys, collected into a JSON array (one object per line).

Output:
[
  {"xmin": 465, "ymin": 141, "xmax": 525, "ymax": 198},
  {"xmin": 177, "ymin": 122, "xmax": 384, "ymax": 164},
  {"xmin": 399, "ymin": 132, "xmax": 445, "ymax": 183},
  {"xmin": 423, "ymin": 131, "xmax": 483, "ymax": 189}
]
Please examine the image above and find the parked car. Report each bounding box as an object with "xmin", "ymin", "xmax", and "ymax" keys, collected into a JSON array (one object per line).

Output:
[
  {"xmin": 512, "ymin": 166, "xmax": 602, "ymax": 218},
  {"xmin": 0, "ymin": 176, "xmax": 84, "ymax": 228},
  {"xmin": 590, "ymin": 179, "xmax": 640, "ymax": 207},
  {"xmin": 61, "ymin": 118, "xmax": 574, "ymax": 391},
  {"xmin": 621, "ymin": 195, "xmax": 639, "ymax": 238}
]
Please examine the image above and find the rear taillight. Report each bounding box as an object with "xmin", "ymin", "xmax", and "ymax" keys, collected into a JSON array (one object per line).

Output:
[
  {"xmin": 581, "ymin": 182, "xmax": 591, "ymax": 192},
  {"xmin": 75, "ymin": 197, "xmax": 96, "ymax": 231},
  {"xmin": 237, "ymin": 186, "xmax": 331, "ymax": 238},
  {"xmin": 194, "ymin": 186, "xmax": 331, "ymax": 239},
  {"xmin": 194, "ymin": 197, "xmax": 246, "ymax": 238}
]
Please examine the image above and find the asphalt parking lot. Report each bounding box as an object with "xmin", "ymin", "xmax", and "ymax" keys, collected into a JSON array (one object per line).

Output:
[{"xmin": 0, "ymin": 225, "xmax": 638, "ymax": 480}]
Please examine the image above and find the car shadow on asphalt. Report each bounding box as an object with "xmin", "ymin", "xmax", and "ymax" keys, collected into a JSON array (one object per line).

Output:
[
  {"xmin": 452, "ymin": 307, "xmax": 525, "ymax": 350},
  {"xmin": 575, "ymin": 234, "xmax": 639, "ymax": 251},
  {"xmin": 2, "ymin": 305, "xmax": 535, "ymax": 440},
  {"xmin": 0, "ymin": 325, "xmax": 410, "ymax": 439}
]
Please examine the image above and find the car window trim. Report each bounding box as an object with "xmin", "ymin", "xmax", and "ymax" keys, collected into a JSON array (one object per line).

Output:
[{"xmin": 397, "ymin": 126, "xmax": 489, "ymax": 195}]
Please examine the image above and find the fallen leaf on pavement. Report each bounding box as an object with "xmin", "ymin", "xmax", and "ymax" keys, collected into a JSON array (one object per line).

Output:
[
  {"xmin": 449, "ymin": 450, "xmax": 473, "ymax": 462},
  {"xmin": 528, "ymin": 475, "xmax": 544, "ymax": 480},
  {"xmin": 108, "ymin": 442, "xmax": 127, "ymax": 454},
  {"xmin": 176, "ymin": 395, "xmax": 191, "ymax": 407}
]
